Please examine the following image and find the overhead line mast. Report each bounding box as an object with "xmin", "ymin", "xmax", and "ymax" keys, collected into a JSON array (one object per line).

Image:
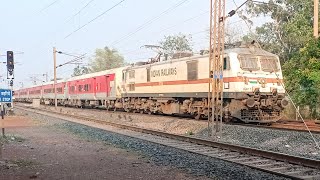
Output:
[{"xmin": 209, "ymin": 0, "xmax": 225, "ymax": 137}]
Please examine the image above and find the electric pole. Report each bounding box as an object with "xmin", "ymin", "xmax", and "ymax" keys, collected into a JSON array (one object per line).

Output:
[
  {"xmin": 314, "ymin": 0, "xmax": 319, "ymax": 38},
  {"xmin": 53, "ymin": 47, "xmax": 57, "ymax": 109},
  {"xmin": 43, "ymin": 72, "xmax": 48, "ymax": 82},
  {"xmin": 209, "ymin": 0, "xmax": 225, "ymax": 138}
]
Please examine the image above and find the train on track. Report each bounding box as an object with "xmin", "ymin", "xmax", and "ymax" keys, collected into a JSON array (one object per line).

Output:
[{"xmin": 14, "ymin": 43, "xmax": 289, "ymax": 123}]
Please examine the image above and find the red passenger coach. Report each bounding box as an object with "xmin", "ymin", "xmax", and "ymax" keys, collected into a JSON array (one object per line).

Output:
[
  {"xmin": 29, "ymin": 86, "xmax": 42, "ymax": 99},
  {"xmin": 42, "ymin": 81, "xmax": 66, "ymax": 105},
  {"xmin": 66, "ymin": 73, "xmax": 116, "ymax": 107},
  {"xmin": 94, "ymin": 74, "xmax": 115, "ymax": 98}
]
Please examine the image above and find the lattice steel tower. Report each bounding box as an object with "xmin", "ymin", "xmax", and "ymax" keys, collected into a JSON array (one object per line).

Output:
[{"xmin": 209, "ymin": 0, "xmax": 225, "ymax": 137}]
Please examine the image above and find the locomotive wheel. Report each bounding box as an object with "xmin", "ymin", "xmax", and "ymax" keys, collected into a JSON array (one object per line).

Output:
[{"xmin": 194, "ymin": 114, "xmax": 202, "ymax": 120}]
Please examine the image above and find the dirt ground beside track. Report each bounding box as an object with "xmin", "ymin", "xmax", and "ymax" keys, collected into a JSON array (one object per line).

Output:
[{"xmin": 0, "ymin": 115, "xmax": 206, "ymax": 180}]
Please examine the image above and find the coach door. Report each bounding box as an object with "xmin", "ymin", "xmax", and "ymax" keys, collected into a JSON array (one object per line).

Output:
[
  {"xmin": 93, "ymin": 77, "xmax": 97, "ymax": 97},
  {"xmin": 105, "ymin": 75, "xmax": 110, "ymax": 97}
]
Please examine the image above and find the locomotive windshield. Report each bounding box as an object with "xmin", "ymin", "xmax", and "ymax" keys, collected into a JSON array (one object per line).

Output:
[
  {"xmin": 260, "ymin": 56, "xmax": 279, "ymax": 72},
  {"xmin": 238, "ymin": 55, "xmax": 259, "ymax": 71}
]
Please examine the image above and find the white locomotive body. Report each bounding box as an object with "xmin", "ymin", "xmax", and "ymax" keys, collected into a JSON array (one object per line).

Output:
[{"xmin": 120, "ymin": 46, "xmax": 288, "ymax": 123}]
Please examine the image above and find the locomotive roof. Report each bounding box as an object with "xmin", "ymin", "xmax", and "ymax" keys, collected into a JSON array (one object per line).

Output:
[
  {"xmin": 126, "ymin": 47, "xmax": 277, "ymax": 70},
  {"xmin": 224, "ymin": 47, "xmax": 277, "ymax": 56}
]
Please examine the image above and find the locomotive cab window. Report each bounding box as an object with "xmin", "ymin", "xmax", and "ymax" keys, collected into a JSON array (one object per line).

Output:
[
  {"xmin": 260, "ymin": 56, "xmax": 279, "ymax": 72},
  {"xmin": 187, "ymin": 61, "xmax": 198, "ymax": 80},
  {"xmin": 238, "ymin": 55, "xmax": 259, "ymax": 71},
  {"xmin": 223, "ymin": 57, "xmax": 230, "ymax": 70}
]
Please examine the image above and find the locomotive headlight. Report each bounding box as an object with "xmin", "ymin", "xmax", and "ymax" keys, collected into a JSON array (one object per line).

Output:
[
  {"xmin": 281, "ymin": 98, "xmax": 289, "ymax": 107},
  {"xmin": 271, "ymin": 88, "xmax": 278, "ymax": 97},
  {"xmin": 277, "ymin": 79, "xmax": 281, "ymax": 86},
  {"xmin": 258, "ymin": 78, "xmax": 262, "ymax": 84},
  {"xmin": 244, "ymin": 98, "xmax": 256, "ymax": 108}
]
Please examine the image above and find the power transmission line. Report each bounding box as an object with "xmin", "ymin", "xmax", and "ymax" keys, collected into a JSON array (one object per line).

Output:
[
  {"xmin": 65, "ymin": 0, "xmax": 95, "ymax": 23},
  {"xmin": 155, "ymin": 10, "xmax": 208, "ymax": 34},
  {"xmin": 39, "ymin": 0, "xmax": 60, "ymax": 13},
  {"xmin": 110, "ymin": 0, "xmax": 190, "ymax": 46},
  {"xmin": 64, "ymin": 0, "xmax": 126, "ymax": 39}
]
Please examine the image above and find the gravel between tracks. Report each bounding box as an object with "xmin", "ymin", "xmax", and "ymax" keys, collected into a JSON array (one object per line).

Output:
[
  {"xmin": 33, "ymin": 104, "xmax": 320, "ymax": 160},
  {"xmin": 18, "ymin": 108, "xmax": 289, "ymax": 180},
  {"xmin": 196, "ymin": 125, "xmax": 320, "ymax": 160}
]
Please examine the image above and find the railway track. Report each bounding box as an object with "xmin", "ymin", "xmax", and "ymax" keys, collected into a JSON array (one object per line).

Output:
[
  {"xmin": 15, "ymin": 102, "xmax": 320, "ymax": 135},
  {"xmin": 227, "ymin": 121, "xmax": 320, "ymax": 135},
  {"xmin": 15, "ymin": 105, "xmax": 320, "ymax": 180}
]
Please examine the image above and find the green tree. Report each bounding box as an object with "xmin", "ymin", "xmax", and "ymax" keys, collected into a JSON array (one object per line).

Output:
[
  {"xmin": 72, "ymin": 66, "xmax": 89, "ymax": 77},
  {"xmin": 89, "ymin": 46, "xmax": 125, "ymax": 72},
  {"xmin": 159, "ymin": 33, "xmax": 193, "ymax": 55},
  {"xmin": 283, "ymin": 39, "xmax": 320, "ymax": 118},
  {"xmin": 245, "ymin": 0, "xmax": 314, "ymax": 62}
]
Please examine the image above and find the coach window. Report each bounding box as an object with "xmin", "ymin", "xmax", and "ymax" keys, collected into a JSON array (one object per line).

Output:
[
  {"xmin": 147, "ymin": 68, "xmax": 150, "ymax": 82},
  {"xmin": 78, "ymin": 85, "xmax": 83, "ymax": 92},
  {"xmin": 187, "ymin": 61, "xmax": 198, "ymax": 80},
  {"xmin": 223, "ymin": 56, "xmax": 230, "ymax": 70},
  {"xmin": 84, "ymin": 84, "xmax": 88, "ymax": 91}
]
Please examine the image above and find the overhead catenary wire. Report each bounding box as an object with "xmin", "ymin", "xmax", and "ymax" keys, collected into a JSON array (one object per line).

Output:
[
  {"xmin": 64, "ymin": 0, "xmax": 126, "ymax": 39},
  {"xmin": 155, "ymin": 10, "xmax": 209, "ymax": 34},
  {"xmin": 39, "ymin": 0, "xmax": 60, "ymax": 13},
  {"xmin": 232, "ymin": 0, "xmax": 320, "ymax": 151},
  {"xmin": 110, "ymin": 0, "xmax": 190, "ymax": 46},
  {"xmin": 65, "ymin": 0, "xmax": 95, "ymax": 23}
]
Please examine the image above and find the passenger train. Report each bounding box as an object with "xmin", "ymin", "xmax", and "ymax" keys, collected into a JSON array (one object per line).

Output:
[{"xmin": 14, "ymin": 43, "xmax": 289, "ymax": 123}]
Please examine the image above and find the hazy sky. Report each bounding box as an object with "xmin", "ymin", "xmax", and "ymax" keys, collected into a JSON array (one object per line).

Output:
[{"xmin": 0, "ymin": 0, "xmax": 267, "ymax": 89}]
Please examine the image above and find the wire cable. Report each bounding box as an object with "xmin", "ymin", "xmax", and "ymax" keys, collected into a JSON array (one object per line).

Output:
[
  {"xmin": 39, "ymin": 0, "xmax": 60, "ymax": 13},
  {"xmin": 110, "ymin": 0, "xmax": 189, "ymax": 46},
  {"xmin": 155, "ymin": 10, "xmax": 209, "ymax": 34},
  {"xmin": 64, "ymin": 0, "xmax": 126, "ymax": 39},
  {"xmin": 65, "ymin": 0, "xmax": 95, "ymax": 23}
]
